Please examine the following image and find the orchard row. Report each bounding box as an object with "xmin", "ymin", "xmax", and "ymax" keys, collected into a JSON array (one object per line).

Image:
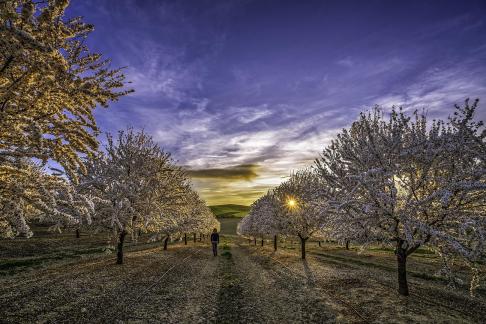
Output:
[
  {"xmin": 0, "ymin": 1, "xmax": 219, "ymax": 264},
  {"xmin": 238, "ymin": 101, "xmax": 486, "ymax": 296}
]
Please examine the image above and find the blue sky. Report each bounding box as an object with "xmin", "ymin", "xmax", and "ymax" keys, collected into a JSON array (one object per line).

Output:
[{"xmin": 68, "ymin": 0, "xmax": 486, "ymax": 205}]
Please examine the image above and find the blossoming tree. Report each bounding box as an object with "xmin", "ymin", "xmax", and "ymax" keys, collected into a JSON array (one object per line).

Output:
[
  {"xmin": 316, "ymin": 100, "xmax": 486, "ymax": 296},
  {"xmin": 0, "ymin": 0, "xmax": 130, "ymax": 238}
]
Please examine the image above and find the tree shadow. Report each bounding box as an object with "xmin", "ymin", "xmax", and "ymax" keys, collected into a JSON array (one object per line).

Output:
[{"xmin": 302, "ymin": 260, "xmax": 316, "ymax": 287}]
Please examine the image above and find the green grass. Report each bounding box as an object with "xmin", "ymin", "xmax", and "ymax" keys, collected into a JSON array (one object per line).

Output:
[
  {"xmin": 221, "ymin": 251, "xmax": 232, "ymax": 259},
  {"xmin": 219, "ymin": 218, "xmax": 241, "ymax": 235},
  {"xmin": 210, "ymin": 204, "xmax": 250, "ymax": 218}
]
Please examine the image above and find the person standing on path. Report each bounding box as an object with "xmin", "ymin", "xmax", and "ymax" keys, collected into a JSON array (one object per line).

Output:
[{"xmin": 210, "ymin": 228, "xmax": 219, "ymax": 256}]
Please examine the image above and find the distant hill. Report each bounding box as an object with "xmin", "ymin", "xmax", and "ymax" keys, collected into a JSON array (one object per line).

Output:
[{"xmin": 210, "ymin": 204, "xmax": 250, "ymax": 218}]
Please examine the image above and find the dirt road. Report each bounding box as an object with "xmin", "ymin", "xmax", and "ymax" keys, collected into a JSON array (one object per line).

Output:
[{"xmin": 1, "ymin": 238, "xmax": 484, "ymax": 323}]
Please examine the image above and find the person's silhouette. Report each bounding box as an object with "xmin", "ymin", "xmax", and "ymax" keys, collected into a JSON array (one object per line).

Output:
[{"xmin": 210, "ymin": 228, "xmax": 219, "ymax": 256}]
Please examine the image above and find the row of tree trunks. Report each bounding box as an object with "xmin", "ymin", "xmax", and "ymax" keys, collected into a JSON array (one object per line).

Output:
[{"xmin": 183, "ymin": 229, "xmax": 408, "ymax": 297}]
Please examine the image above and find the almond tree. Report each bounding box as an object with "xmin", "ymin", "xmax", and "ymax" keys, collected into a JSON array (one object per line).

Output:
[
  {"xmin": 237, "ymin": 203, "xmax": 262, "ymax": 246},
  {"xmin": 272, "ymin": 170, "xmax": 331, "ymax": 259},
  {"xmin": 79, "ymin": 129, "xmax": 184, "ymax": 264},
  {"xmin": 0, "ymin": 159, "xmax": 92, "ymax": 238},
  {"xmin": 316, "ymin": 100, "xmax": 486, "ymax": 296},
  {"xmin": 239, "ymin": 170, "xmax": 332, "ymax": 258},
  {"xmin": 0, "ymin": 0, "xmax": 130, "ymax": 238},
  {"xmin": 240, "ymin": 192, "xmax": 282, "ymax": 250}
]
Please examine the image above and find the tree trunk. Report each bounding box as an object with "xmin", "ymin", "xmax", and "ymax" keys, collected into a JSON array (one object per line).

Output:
[
  {"xmin": 76, "ymin": 229, "xmax": 80, "ymax": 238},
  {"xmin": 345, "ymin": 239, "xmax": 350, "ymax": 250},
  {"xmin": 274, "ymin": 235, "xmax": 277, "ymax": 251},
  {"xmin": 199, "ymin": 233, "xmax": 202, "ymax": 242},
  {"xmin": 163, "ymin": 236, "xmax": 169, "ymax": 251},
  {"xmin": 396, "ymin": 242, "xmax": 409, "ymax": 296},
  {"xmin": 254, "ymin": 237, "xmax": 256, "ymax": 245},
  {"xmin": 116, "ymin": 230, "xmax": 127, "ymax": 265},
  {"xmin": 261, "ymin": 238, "xmax": 264, "ymax": 246},
  {"xmin": 184, "ymin": 233, "xmax": 187, "ymax": 245},
  {"xmin": 138, "ymin": 229, "xmax": 142, "ymax": 237},
  {"xmin": 299, "ymin": 235, "xmax": 308, "ymax": 259},
  {"xmin": 318, "ymin": 240, "xmax": 321, "ymax": 247},
  {"xmin": 193, "ymin": 233, "xmax": 196, "ymax": 242}
]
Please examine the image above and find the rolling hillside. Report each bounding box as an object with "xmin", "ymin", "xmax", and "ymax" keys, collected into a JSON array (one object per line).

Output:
[{"xmin": 210, "ymin": 204, "xmax": 250, "ymax": 218}]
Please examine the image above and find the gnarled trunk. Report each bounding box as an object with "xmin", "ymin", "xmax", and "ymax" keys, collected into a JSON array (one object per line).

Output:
[
  {"xmin": 116, "ymin": 230, "xmax": 127, "ymax": 264},
  {"xmin": 274, "ymin": 235, "xmax": 277, "ymax": 251},
  {"xmin": 299, "ymin": 235, "xmax": 308, "ymax": 259},
  {"xmin": 163, "ymin": 235, "xmax": 170, "ymax": 250},
  {"xmin": 396, "ymin": 241, "xmax": 409, "ymax": 296}
]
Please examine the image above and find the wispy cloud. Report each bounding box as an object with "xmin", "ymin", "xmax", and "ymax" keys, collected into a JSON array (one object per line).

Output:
[
  {"xmin": 336, "ymin": 57, "xmax": 354, "ymax": 68},
  {"xmin": 72, "ymin": 0, "xmax": 486, "ymax": 205}
]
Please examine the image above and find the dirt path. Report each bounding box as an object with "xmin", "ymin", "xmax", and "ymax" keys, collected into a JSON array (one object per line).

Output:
[
  {"xmin": 1, "ymin": 239, "xmax": 484, "ymax": 323},
  {"xmin": 217, "ymin": 244, "xmax": 339, "ymax": 323}
]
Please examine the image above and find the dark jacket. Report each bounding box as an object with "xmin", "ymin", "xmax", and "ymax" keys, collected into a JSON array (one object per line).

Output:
[{"xmin": 210, "ymin": 232, "xmax": 219, "ymax": 243}]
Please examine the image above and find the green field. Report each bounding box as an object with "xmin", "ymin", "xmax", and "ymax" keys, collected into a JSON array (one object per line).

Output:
[
  {"xmin": 219, "ymin": 218, "xmax": 241, "ymax": 236},
  {"xmin": 210, "ymin": 204, "xmax": 249, "ymax": 218}
]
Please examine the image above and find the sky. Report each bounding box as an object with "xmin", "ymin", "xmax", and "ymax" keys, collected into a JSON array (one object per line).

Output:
[{"xmin": 67, "ymin": 0, "xmax": 486, "ymax": 206}]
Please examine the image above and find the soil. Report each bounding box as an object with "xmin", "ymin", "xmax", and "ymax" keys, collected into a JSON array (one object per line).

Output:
[{"xmin": 1, "ymin": 235, "xmax": 485, "ymax": 323}]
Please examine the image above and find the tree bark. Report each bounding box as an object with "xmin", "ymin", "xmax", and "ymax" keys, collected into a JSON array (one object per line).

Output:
[
  {"xmin": 261, "ymin": 238, "xmax": 264, "ymax": 246},
  {"xmin": 0, "ymin": 55, "xmax": 14, "ymax": 74},
  {"xmin": 396, "ymin": 241, "xmax": 409, "ymax": 296},
  {"xmin": 184, "ymin": 233, "xmax": 187, "ymax": 245},
  {"xmin": 75, "ymin": 229, "xmax": 80, "ymax": 238},
  {"xmin": 199, "ymin": 233, "xmax": 202, "ymax": 242},
  {"xmin": 163, "ymin": 235, "xmax": 169, "ymax": 251},
  {"xmin": 345, "ymin": 239, "xmax": 350, "ymax": 250},
  {"xmin": 254, "ymin": 237, "xmax": 256, "ymax": 245},
  {"xmin": 116, "ymin": 230, "xmax": 127, "ymax": 265},
  {"xmin": 193, "ymin": 233, "xmax": 196, "ymax": 242},
  {"xmin": 299, "ymin": 235, "xmax": 308, "ymax": 259},
  {"xmin": 274, "ymin": 235, "xmax": 277, "ymax": 251},
  {"xmin": 318, "ymin": 240, "xmax": 321, "ymax": 247}
]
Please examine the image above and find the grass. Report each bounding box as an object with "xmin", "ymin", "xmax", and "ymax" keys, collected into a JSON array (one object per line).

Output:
[
  {"xmin": 210, "ymin": 204, "xmax": 250, "ymax": 218},
  {"xmin": 221, "ymin": 251, "xmax": 232, "ymax": 258},
  {"xmin": 219, "ymin": 218, "xmax": 240, "ymax": 235}
]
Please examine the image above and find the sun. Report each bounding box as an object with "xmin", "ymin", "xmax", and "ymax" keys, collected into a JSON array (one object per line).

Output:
[{"xmin": 287, "ymin": 198, "xmax": 297, "ymax": 207}]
